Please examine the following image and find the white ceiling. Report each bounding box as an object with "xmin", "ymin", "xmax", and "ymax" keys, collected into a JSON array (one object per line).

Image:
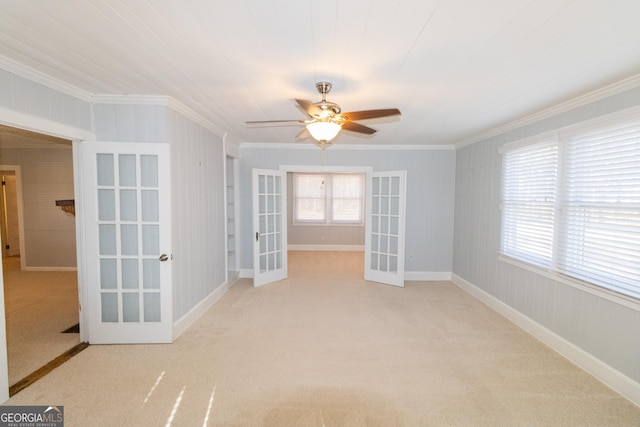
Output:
[{"xmin": 1, "ymin": 0, "xmax": 640, "ymax": 146}]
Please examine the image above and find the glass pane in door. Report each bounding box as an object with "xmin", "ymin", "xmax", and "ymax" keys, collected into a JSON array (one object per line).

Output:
[{"xmin": 96, "ymin": 153, "xmax": 162, "ymax": 324}]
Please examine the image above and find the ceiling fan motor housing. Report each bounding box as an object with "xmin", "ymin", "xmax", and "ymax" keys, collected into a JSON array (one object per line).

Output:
[{"xmin": 313, "ymin": 82, "xmax": 341, "ymax": 117}]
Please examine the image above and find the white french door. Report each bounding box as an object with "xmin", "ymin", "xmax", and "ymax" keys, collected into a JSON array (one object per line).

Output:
[
  {"xmin": 365, "ymin": 171, "xmax": 407, "ymax": 287},
  {"xmin": 252, "ymin": 169, "xmax": 287, "ymax": 287},
  {"xmin": 81, "ymin": 142, "xmax": 172, "ymax": 343}
]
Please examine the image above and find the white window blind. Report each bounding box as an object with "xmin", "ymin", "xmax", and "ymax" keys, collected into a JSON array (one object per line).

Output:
[
  {"xmin": 294, "ymin": 174, "xmax": 326, "ymax": 222},
  {"xmin": 501, "ymin": 114, "xmax": 640, "ymax": 300},
  {"xmin": 293, "ymin": 173, "xmax": 364, "ymax": 225},
  {"xmin": 501, "ymin": 141, "xmax": 558, "ymax": 268},
  {"xmin": 331, "ymin": 174, "xmax": 364, "ymax": 222},
  {"xmin": 558, "ymin": 120, "xmax": 640, "ymax": 298}
]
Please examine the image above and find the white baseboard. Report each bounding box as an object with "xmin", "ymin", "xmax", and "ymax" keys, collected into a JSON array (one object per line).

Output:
[
  {"xmin": 405, "ymin": 271, "xmax": 452, "ymax": 281},
  {"xmin": 227, "ymin": 271, "xmax": 240, "ymax": 286},
  {"xmin": 172, "ymin": 281, "xmax": 229, "ymax": 340},
  {"xmin": 287, "ymin": 244, "xmax": 365, "ymax": 251},
  {"xmin": 451, "ymin": 273, "xmax": 640, "ymax": 408},
  {"xmin": 239, "ymin": 268, "xmax": 449, "ymax": 281}
]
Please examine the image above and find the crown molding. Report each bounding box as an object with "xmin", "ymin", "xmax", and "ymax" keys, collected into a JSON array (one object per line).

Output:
[
  {"xmin": 0, "ymin": 56, "xmax": 227, "ymax": 138},
  {"xmin": 91, "ymin": 94, "xmax": 171, "ymax": 105},
  {"xmin": 240, "ymin": 142, "xmax": 454, "ymax": 151},
  {"xmin": 0, "ymin": 54, "xmax": 93, "ymax": 103},
  {"xmin": 455, "ymin": 73, "xmax": 640, "ymax": 149}
]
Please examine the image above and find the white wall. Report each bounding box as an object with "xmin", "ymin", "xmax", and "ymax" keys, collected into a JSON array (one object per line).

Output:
[
  {"xmin": 238, "ymin": 145, "xmax": 456, "ymax": 276},
  {"xmin": 453, "ymin": 85, "xmax": 640, "ymax": 398}
]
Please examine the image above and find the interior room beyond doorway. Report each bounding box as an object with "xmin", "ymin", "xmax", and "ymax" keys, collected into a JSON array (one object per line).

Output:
[
  {"xmin": 0, "ymin": 125, "xmax": 80, "ymax": 391},
  {"xmin": 286, "ymin": 170, "xmax": 366, "ymax": 252}
]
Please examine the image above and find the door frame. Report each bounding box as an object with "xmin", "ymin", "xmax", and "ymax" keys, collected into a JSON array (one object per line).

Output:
[
  {"xmin": 0, "ymin": 108, "xmax": 95, "ymax": 402},
  {"xmin": 278, "ymin": 164, "xmax": 374, "ymax": 274},
  {"xmin": 0, "ymin": 166, "xmax": 25, "ymax": 265}
]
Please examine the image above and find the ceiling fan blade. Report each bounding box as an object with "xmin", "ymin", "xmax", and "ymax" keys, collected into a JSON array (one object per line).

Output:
[
  {"xmin": 246, "ymin": 119, "xmax": 306, "ymax": 124},
  {"xmin": 295, "ymin": 128, "xmax": 310, "ymax": 140},
  {"xmin": 341, "ymin": 108, "xmax": 401, "ymax": 121},
  {"xmin": 341, "ymin": 121, "xmax": 376, "ymax": 135},
  {"xmin": 295, "ymin": 98, "xmax": 323, "ymax": 117}
]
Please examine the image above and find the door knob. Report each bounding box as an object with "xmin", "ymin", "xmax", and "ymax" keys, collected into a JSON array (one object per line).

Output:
[
  {"xmin": 159, "ymin": 254, "xmax": 169, "ymax": 262},
  {"xmin": 256, "ymin": 232, "xmax": 259, "ymax": 242}
]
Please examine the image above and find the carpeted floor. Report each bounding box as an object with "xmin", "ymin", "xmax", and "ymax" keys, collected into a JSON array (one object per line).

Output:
[
  {"xmin": 4, "ymin": 251, "xmax": 640, "ymax": 426},
  {"xmin": 2, "ymin": 256, "xmax": 80, "ymax": 386}
]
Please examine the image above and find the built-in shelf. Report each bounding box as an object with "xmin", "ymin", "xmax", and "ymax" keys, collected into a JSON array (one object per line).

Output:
[{"xmin": 226, "ymin": 156, "xmax": 238, "ymax": 276}]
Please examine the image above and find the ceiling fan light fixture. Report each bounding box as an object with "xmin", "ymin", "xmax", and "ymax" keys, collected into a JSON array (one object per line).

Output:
[{"xmin": 306, "ymin": 121, "xmax": 342, "ymax": 143}]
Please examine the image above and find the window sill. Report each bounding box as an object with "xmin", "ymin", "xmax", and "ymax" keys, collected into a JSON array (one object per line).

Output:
[
  {"xmin": 293, "ymin": 222, "xmax": 364, "ymax": 227},
  {"xmin": 498, "ymin": 254, "xmax": 640, "ymax": 312}
]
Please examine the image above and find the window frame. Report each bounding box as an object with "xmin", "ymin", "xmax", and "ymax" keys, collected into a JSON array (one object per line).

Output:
[
  {"xmin": 293, "ymin": 172, "xmax": 365, "ymax": 226},
  {"xmin": 499, "ymin": 108, "xmax": 640, "ymax": 303}
]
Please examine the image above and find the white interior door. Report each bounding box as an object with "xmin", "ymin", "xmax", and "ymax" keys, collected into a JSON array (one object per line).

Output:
[
  {"xmin": 365, "ymin": 171, "xmax": 407, "ymax": 287},
  {"xmin": 81, "ymin": 142, "xmax": 172, "ymax": 344},
  {"xmin": 252, "ymin": 169, "xmax": 287, "ymax": 287}
]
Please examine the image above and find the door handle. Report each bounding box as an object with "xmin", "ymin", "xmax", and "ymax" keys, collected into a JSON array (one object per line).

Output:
[
  {"xmin": 256, "ymin": 232, "xmax": 259, "ymax": 242},
  {"xmin": 159, "ymin": 254, "xmax": 169, "ymax": 262}
]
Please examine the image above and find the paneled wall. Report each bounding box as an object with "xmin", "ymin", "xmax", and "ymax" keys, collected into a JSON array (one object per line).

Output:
[
  {"xmin": 0, "ymin": 68, "xmax": 92, "ymax": 133},
  {"xmin": 453, "ymin": 86, "xmax": 640, "ymax": 385},
  {"xmin": 239, "ymin": 146, "xmax": 456, "ymax": 275},
  {"xmin": 0, "ymin": 146, "xmax": 75, "ymax": 267},
  {"xmin": 168, "ymin": 110, "xmax": 226, "ymax": 321},
  {"xmin": 94, "ymin": 103, "xmax": 168, "ymax": 143}
]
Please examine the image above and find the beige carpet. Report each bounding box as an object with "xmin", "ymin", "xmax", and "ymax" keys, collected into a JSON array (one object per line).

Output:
[
  {"xmin": 4, "ymin": 251, "xmax": 640, "ymax": 426},
  {"xmin": 2, "ymin": 256, "xmax": 80, "ymax": 385}
]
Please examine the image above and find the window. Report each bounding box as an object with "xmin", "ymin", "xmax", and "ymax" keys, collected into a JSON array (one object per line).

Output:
[
  {"xmin": 294, "ymin": 173, "xmax": 365, "ymax": 225},
  {"xmin": 501, "ymin": 112, "xmax": 640, "ymax": 299}
]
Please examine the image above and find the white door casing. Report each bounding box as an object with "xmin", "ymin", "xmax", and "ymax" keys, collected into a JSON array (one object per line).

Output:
[
  {"xmin": 252, "ymin": 169, "xmax": 287, "ymax": 287},
  {"xmin": 364, "ymin": 171, "xmax": 407, "ymax": 287},
  {"xmin": 81, "ymin": 142, "xmax": 172, "ymax": 343},
  {"xmin": 2, "ymin": 175, "xmax": 20, "ymax": 257}
]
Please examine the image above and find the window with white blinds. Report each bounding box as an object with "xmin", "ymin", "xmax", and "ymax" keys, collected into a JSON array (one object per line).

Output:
[
  {"xmin": 294, "ymin": 173, "xmax": 365, "ymax": 225},
  {"xmin": 294, "ymin": 174, "xmax": 326, "ymax": 222},
  {"xmin": 501, "ymin": 141, "xmax": 558, "ymax": 268},
  {"xmin": 501, "ymin": 113, "xmax": 640, "ymax": 300}
]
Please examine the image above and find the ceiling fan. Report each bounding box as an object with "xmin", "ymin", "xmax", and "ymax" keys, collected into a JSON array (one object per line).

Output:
[{"xmin": 246, "ymin": 82, "xmax": 401, "ymax": 149}]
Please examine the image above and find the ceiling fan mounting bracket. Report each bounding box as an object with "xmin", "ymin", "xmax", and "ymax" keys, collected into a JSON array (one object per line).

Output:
[{"xmin": 316, "ymin": 81, "xmax": 332, "ymax": 96}]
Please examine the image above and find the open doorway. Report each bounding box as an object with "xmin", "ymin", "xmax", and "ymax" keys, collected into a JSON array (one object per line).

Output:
[
  {"xmin": 252, "ymin": 166, "xmax": 406, "ymax": 288},
  {"xmin": 284, "ymin": 170, "xmax": 367, "ymax": 284},
  {"xmin": 0, "ymin": 125, "xmax": 80, "ymax": 388}
]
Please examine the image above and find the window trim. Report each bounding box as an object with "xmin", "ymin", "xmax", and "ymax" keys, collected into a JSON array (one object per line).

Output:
[{"xmin": 499, "ymin": 106, "xmax": 640, "ymax": 307}]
